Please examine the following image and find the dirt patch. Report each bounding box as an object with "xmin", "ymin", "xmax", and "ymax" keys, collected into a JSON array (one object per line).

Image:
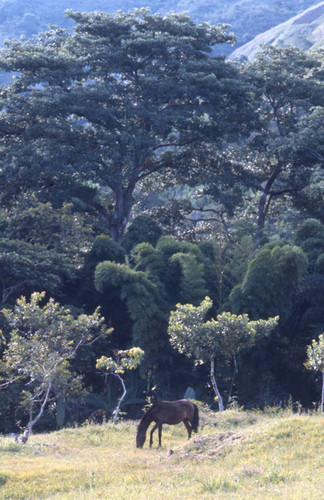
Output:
[
  {"xmin": 205, "ymin": 431, "xmax": 245, "ymax": 456},
  {"xmin": 175, "ymin": 431, "xmax": 245, "ymax": 460}
]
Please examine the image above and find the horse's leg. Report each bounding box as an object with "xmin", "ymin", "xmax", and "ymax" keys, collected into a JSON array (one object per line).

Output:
[
  {"xmin": 183, "ymin": 418, "xmax": 192, "ymax": 439},
  {"xmin": 158, "ymin": 424, "xmax": 162, "ymax": 448},
  {"xmin": 150, "ymin": 423, "xmax": 158, "ymax": 448}
]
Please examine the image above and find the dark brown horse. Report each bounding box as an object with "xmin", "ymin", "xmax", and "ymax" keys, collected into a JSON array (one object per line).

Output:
[{"xmin": 136, "ymin": 399, "xmax": 199, "ymax": 448}]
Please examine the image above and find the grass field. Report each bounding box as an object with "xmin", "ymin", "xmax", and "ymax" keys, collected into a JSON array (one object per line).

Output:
[{"xmin": 0, "ymin": 407, "xmax": 323, "ymax": 499}]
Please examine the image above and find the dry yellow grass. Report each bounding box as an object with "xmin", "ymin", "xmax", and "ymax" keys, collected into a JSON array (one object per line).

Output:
[{"xmin": 0, "ymin": 409, "xmax": 323, "ymax": 499}]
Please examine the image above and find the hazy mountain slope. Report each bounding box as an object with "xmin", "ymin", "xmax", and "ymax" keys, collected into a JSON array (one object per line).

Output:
[
  {"xmin": 172, "ymin": 0, "xmax": 317, "ymax": 49},
  {"xmin": 230, "ymin": 1, "xmax": 324, "ymax": 60},
  {"xmin": 0, "ymin": 0, "xmax": 319, "ymax": 55}
]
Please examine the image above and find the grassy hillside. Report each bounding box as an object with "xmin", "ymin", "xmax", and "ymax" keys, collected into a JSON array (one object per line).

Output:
[{"xmin": 0, "ymin": 407, "xmax": 323, "ymax": 499}]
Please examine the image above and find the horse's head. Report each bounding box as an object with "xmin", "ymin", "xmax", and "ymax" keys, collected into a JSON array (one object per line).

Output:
[
  {"xmin": 192, "ymin": 422, "xmax": 198, "ymax": 433},
  {"xmin": 136, "ymin": 429, "xmax": 146, "ymax": 448}
]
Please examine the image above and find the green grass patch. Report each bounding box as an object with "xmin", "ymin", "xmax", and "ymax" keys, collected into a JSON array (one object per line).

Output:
[{"xmin": 0, "ymin": 410, "xmax": 323, "ymax": 499}]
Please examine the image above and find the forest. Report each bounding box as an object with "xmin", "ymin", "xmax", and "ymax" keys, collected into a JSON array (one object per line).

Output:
[{"xmin": 0, "ymin": 9, "xmax": 323, "ymax": 435}]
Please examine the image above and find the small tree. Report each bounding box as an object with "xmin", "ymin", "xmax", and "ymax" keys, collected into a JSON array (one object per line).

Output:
[
  {"xmin": 0, "ymin": 292, "xmax": 111, "ymax": 438},
  {"xmin": 96, "ymin": 347, "xmax": 144, "ymax": 423},
  {"xmin": 306, "ymin": 334, "xmax": 324, "ymax": 414},
  {"xmin": 168, "ymin": 297, "xmax": 278, "ymax": 411}
]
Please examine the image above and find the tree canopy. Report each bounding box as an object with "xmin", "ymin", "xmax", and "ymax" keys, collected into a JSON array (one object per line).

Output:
[
  {"xmin": 168, "ymin": 296, "xmax": 278, "ymax": 410},
  {"xmin": 0, "ymin": 292, "xmax": 111, "ymax": 435},
  {"xmin": 0, "ymin": 9, "xmax": 323, "ymax": 429},
  {"xmin": 0, "ymin": 9, "xmax": 255, "ymax": 240}
]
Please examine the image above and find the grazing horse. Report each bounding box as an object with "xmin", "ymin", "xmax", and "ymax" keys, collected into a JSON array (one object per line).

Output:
[{"xmin": 136, "ymin": 399, "xmax": 199, "ymax": 448}]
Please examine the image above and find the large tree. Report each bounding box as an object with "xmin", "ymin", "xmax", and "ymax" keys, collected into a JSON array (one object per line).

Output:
[
  {"xmin": 245, "ymin": 47, "xmax": 324, "ymax": 239},
  {"xmin": 195, "ymin": 46, "xmax": 324, "ymax": 243},
  {"xmin": 0, "ymin": 9, "xmax": 254, "ymax": 240}
]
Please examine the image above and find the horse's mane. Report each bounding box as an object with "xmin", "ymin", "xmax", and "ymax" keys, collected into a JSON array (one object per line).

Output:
[{"xmin": 137, "ymin": 403, "xmax": 158, "ymax": 432}]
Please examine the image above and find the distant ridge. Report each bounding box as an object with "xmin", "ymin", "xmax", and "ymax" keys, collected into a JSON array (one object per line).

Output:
[
  {"xmin": 230, "ymin": 1, "xmax": 324, "ymax": 60},
  {"xmin": 0, "ymin": 0, "xmax": 320, "ymax": 55}
]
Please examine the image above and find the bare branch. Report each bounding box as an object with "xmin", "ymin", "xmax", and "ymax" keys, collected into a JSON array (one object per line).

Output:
[{"xmin": 0, "ymin": 375, "xmax": 24, "ymax": 389}]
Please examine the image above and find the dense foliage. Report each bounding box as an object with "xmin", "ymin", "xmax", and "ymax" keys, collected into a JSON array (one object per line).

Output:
[{"xmin": 0, "ymin": 9, "xmax": 323, "ymax": 433}]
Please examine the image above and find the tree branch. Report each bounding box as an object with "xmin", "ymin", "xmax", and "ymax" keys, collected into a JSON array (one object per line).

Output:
[{"xmin": 0, "ymin": 375, "xmax": 24, "ymax": 389}]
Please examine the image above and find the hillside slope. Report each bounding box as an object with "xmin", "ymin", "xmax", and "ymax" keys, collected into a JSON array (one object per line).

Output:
[
  {"xmin": 0, "ymin": 0, "xmax": 319, "ymax": 55},
  {"xmin": 231, "ymin": 1, "xmax": 324, "ymax": 60},
  {"xmin": 0, "ymin": 410, "xmax": 323, "ymax": 499}
]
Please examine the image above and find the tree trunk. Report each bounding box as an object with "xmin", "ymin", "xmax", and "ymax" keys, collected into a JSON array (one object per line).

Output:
[
  {"xmin": 113, "ymin": 373, "xmax": 127, "ymax": 423},
  {"xmin": 109, "ymin": 186, "xmax": 134, "ymax": 242},
  {"xmin": 26, "ymin": 380, "xmax": 53, "ymax": 439},
  {"xmin": 256, "ymin": 162, "xmax": 282, "ymax": 246},
  {"xmin": 210, "ymin": 358, "xmax": 224, "ymax": 412},
  {"xmin": 227, "ymin": 355, "xmax": 238, "ymax": 407}
]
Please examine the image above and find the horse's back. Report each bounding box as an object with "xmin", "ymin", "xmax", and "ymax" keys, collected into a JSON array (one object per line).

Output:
[
  {"xmin": 153, "ymin": 399, "xmax": 196, "ymax": 424},
  {"xmin": 156, "ymin": 399, "xmax": 194, "ymax": 407}
]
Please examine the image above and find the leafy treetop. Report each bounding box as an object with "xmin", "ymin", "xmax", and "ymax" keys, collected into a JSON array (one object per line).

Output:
[{"xmin": 0, "ymin": 9, "xmax": 254, "ymax": 241}]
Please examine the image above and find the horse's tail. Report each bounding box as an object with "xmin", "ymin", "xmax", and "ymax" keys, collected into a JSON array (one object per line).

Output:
[{"xmin": 191, "ymin": 403, "xmax": 199, "ymax": 433}]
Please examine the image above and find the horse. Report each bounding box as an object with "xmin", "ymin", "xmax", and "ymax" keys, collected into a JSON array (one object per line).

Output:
[{"xmin": 136, "ymin": 399, "xmax": 199, "ymax": 448}]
